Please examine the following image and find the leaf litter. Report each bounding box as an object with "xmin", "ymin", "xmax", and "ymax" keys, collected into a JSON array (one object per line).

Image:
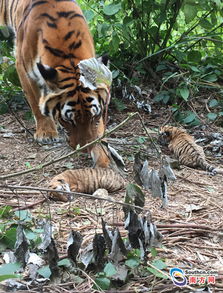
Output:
[{"xmin": 0, "ymin": 109, "xmax": 223, "ymax": 292}]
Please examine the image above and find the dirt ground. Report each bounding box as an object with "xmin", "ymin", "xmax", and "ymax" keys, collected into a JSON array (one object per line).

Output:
[{"xmin": 0, "ymin": 103, "xmax": 223, "ymax": 293}]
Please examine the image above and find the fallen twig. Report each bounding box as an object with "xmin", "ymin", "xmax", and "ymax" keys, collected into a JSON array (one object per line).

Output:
[
  {"xmin": 0, "ymin": 112, "xmax": 137, "ymax": 180},
  {"xmin": 136, "ymin": 112, "xmax": 162, "ymax": 157},
  {"xmin": 183, "ymin": 243, "xmax": 223, "ymax": 251},
  {"xmin": 13, "ymin": 198, "xmax": 47, "ymax": 211},
  {"xmin": 0, "ymin": 184, "xmax": 145, "ymax": 212},
  {"xmin": 156, "ymin": 223, "xmax": 223, "ymax": 231}
]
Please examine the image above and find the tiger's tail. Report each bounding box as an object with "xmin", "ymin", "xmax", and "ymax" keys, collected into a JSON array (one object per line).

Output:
[{"xmin": 197, "ymin": 158, "xmax": 217, "ymax": 175}]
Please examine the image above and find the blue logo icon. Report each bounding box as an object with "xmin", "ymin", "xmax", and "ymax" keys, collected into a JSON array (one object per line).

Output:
[{"xmin": 170, "ymin": 268, "xmax": 187, "ymax": 287}]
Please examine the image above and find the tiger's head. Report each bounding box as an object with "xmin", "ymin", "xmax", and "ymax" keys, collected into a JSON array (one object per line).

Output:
[
  {"xmin": 159, "ymin": 125, "xmax": 186, "ymax": 145},
  {"xmin": 38, "ymin": 56, "xmax": 111, "ymax": 150}
]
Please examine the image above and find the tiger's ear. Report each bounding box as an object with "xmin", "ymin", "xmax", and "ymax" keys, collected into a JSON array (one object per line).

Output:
[
  {"xmin": 37, "ymin": 63, "xmax": 58, "ymax": 82},
  {"xmin": 98, "ymin": 54, "xmax": 109, "ymax": 67}
]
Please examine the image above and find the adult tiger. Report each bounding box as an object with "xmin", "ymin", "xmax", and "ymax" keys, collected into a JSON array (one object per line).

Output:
[{"xmin": 0, "ymin": 0, "xmax": 112, "ymax": 167}]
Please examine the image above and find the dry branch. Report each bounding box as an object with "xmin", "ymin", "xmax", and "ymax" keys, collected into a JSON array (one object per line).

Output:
[
  {"xmin": 0, "ymin": 184, "xmax": 145, "ymax": 212},
  {"xmin": 156, "ymin": 223, "xmax": 223, "ymax": 231},
  {"xmin": 0, "ymin": 112, "xmax": 138, "ymax": 180},
  {"xmin": 13, "ymin": 198, "xmax": 47, "ymax": 211}
]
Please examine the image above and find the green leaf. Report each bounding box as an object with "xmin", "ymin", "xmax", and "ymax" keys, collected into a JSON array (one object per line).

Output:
[
  {"xmin": 94, "ymin": 277, "xmax": 110, "ymax": 290},
  {"xmin": 125, "ymin": 183, "xmax": 145, "ymax": 213},
  {"xmin": 183, "ymin": 4, "xmax": 197, "ymax": 23},
  {"xmin": 0, "ymin": 103, "xmax": 8, "ymax": 115},
  {"xmin": 207, "ymin": 112, "xmax": 217, "ymax": 121},
  {"xmin": 125, "ymin": 257, "xmax": 140, "ymax": 269},
  {"xmin": 24, "ymin": 229, "xmax": 39, "ymax": 241},
  {"xmin": 83, "ymin": 10, "xmax": 94, "ymax": 22},
  {"xmin": 103, "ymin": 3, "xmax": 121, "ymax": 16},
  {"xmin": 112, "ymin": 34, "xmax": 120, "ymax": 52},
  {"xmin": 147, "ymin": 267, "xmax": 168, "ymax": 279},
  {"xmin": 0, "ymin": 206, "xmax": 12, "ymax": 218},
  {"xmin": 37, "ymin": 266, "xmax": 51, "ymax": 279},
  {"xmin": 2, "ymin": 227, "xmax": 17, "ymax": 249},
  {"xmin": 209, "ymin": 99, "xmax": 218, "ymax": 108},
  {"xmin": 199, "ymin": 19, "xmax": 212, "ymax": 30},
  {"xmin": 152, "ymin": 259, "xmax": 167, "ymax": 270},
  {"xmin": 104, "ymin": 262, "xmax": 117, "ymax": 277},
  {"xmin": 112, "ymin": 70, "xmax": 120, "ymax": 79},
  {"xmin": 0, "ymin": 274, "xmax": 20, "ymax": 282},
  {"xmin": 154, "ymin": 91, "xmax": 170, "ymax": 104},
  {"xmin": 187, "ymin": 51, "xmax": 202, "ymax": 63},
  {"xmin": 25, "ymin": 162, "xmax": 32, "ymax": 169},
  {"xmin": 0, "ymin": 263, "xmax": 21, "ymax": 275},
  {"xmin": 189, "ymin": 65, "xmax": 200, "ymax": 73},
  {"xmin": 3, "ymin": 65, "xmax": 21, "ymax": 87},
  {"xmin": 183, "ymin": 112, "xmax": 196, "ymax": 124},
  {"xmin": 150, "ymin": 247, "xmax": 157, "ymax": 258},
  {"xmin": 14, "ymin": 210, "xmax": 32, "ymax": 222},
  {"xmin": 202, "ymin": 74, "xmax": 218, "ymax": 82},
  {"xmin": 58, "ymin": 258, "xmax": 72, "ymax": 268},
  {"xmin": 179, "ymin": 88, "xmax": 189, "ymax": 101}
]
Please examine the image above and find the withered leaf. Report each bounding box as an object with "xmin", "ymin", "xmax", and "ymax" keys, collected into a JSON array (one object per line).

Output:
[
  {"xmin": 102, "ymin": 219, "xmax": 112, "ymax": 252},
  {"xmin": 47, "ymin": 238, "xmax": 59, "ymax": 278},
  {"xmin": 93, "ymin": 234, "xmax": 106, "ymax": 270},
  {"xmin": 14, "ymin": 225, "xmax": 29, "ymax": 268},
  {"xmin": 67, "ymin": 230, "xmax": 83, "ymax": 264}
]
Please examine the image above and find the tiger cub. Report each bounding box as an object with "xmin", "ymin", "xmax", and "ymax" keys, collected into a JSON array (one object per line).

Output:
[
  {"xmin": 0, "ymin": 0, "xmax": 111, "ymax": 167},
  {"xmin": 48, "ymin": 168, "xmax": 126, "ymax": 202},
  {"xmin": 159, "ymin": 125, "xmax": 218, "ymax": 174}
]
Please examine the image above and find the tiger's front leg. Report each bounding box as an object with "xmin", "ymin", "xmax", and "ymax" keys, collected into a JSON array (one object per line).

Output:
[
  {"xmin": 16, "ymin": 60, "xmax": 60, "ymax": 144},
  {"xmin": 90, "ymin": 117, "xmax": 110, "ymax": 168}
]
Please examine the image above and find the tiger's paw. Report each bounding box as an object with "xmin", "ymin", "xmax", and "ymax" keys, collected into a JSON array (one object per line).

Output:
[
  {"xmin": 34, "ymin": 130, "xmax": 63, "ymax": 144},
  {"xmin": 48, "ymin": 179, "xmax": 72, "ymax": 202},
  {"xmin": 35, "ymin": 117, "xmax": 64, "ymax": 144}
]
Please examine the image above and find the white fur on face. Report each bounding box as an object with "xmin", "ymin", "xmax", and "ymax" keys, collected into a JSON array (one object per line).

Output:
[
  {"xmin": 90, "ymin": 96, "xmax": 101, "ymax": 117},
  {"xmin": 61, "ymin": 103, "xmax": 75, "ymax": 122}
]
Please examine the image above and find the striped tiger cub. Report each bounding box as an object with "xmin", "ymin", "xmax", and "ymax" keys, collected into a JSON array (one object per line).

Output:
[
  {"xmin": 0, "ymin": 0, "xmax": 112, "ymax": 167},
  {"xmin": 48, "ymin": 168, "xmax": 126, "ymax": 202},
  {"xmin": 159, "ymin": 125, "xmax": 221, "ymax": 175}
]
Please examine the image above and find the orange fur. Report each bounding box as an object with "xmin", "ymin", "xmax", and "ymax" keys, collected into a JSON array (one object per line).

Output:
[
  {"xmin": 159, "ymin": 125, "xmax": 216, "ymax": 173},
  {"xmin": 48, "ymin": 168, "xmax": 126, "ymax": 202}
]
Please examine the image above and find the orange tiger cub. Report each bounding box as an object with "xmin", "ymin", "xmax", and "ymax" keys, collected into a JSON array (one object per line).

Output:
[
  {"xmin": 159, "ymin": 125, "xmax": 221, "ymax": 174},
  {"xmin": 48, "ymin": 168, "xmax": 126, "ymax": 202},
  {"xmin": 0, "ymin": 0, "xmax": 111, "ymax": 167}
]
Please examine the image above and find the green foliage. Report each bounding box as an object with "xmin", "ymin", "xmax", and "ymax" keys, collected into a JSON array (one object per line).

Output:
[
  {"xmin": 37, "ymin": 266, "xmax": 52, "ymax": 279},
  {"xmin": 0, "ymin": 208, "xmax": 43, "ymax": 251},
  {"xmin": 147, "ymin": 259, "xmax": 168, "ymax": 279},
  {"xmin": 94, "ymin": 248, "xmax": 168, "ymax": 290},
  {"xmin": 0, "ymin": 27, "xmax": 23, "ymax": 114},
  {"xmin": 78, "ymin": 0, "xmax": 223, "ymax": 125},
  {"xmin": 0, "ymin": 263, "xmax": 21, "ymax": 282},
  {"xmin": 94, "ymin": 262, "xmax": 117, "ymax": 290}
]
